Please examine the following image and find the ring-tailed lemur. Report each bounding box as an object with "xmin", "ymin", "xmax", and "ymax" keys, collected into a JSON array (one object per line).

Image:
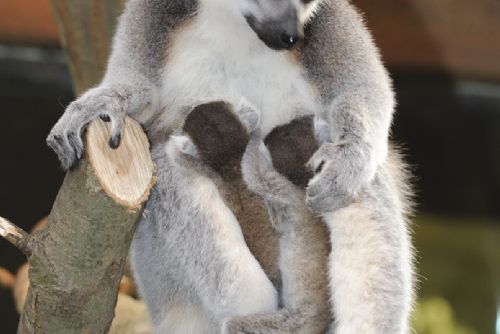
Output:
[
  {"xmin": 47, "ymin": 0, "xmax": 414, "ymax": 333},
  {"xmin": 172, "ymin": 102, "xmax": 332, "ymax": 334}
]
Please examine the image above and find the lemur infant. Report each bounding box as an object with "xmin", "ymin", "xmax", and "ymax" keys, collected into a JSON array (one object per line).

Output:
[
  {"xmin": 230, "ymin": 118, "xmax": 334, "ymax": 334},
  {"xmin": 171, "ymin": 102, "xmax": 332, "ymax": 334},
  {"xmin": 179, "ymin": 101, "xmax": 281, "ymax": 287}
]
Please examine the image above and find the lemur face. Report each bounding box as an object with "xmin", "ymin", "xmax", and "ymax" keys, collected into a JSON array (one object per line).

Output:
[{"xmin": 237, "ymin": 0, "xmax": 322, "ymax": 50}]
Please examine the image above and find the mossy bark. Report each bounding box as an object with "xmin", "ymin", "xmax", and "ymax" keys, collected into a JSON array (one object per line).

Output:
[{"xmin": 18, "ymin": 161, "xmax": 142, "ymax": 334}]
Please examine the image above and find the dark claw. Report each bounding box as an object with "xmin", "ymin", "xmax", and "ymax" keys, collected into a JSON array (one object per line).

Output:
[
  {"xmin": 53, "ymin": 135, "xmax": 64, "ymax": 145},
  {"xmin": 67, "ymin": 133, "xmax": 83, "ymax": 159},
  {"xmin": 315, "ymin": 161, "xmax": 326, "ymax": 174},
  {"xmin": 100, "ymin": 114, "xmax": 111, "ymax": 122},
  {"xmin": 73, "ymin": 145, "xmax": 83, "ymax": 162},
  {"xmin": 109, "ymin": 133, "xmax": 121, "ymax": 149}
]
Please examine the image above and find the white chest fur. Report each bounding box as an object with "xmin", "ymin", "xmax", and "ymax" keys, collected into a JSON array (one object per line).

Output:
[{"xmin": 157, "ymin": 1, "xmax": 319, "ymax": 136}]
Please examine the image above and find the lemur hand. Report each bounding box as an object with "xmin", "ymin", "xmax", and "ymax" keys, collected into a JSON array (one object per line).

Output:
[
  {"xmin": 241, "ymin": 135, "xmax": 274, "ymax": 185},
  {"xmin": 235, "ymin": 98, "xmax": 260, "ymax": 134},
  {"xmin": 47, "ymin": 86, "xmax": 129, "ymax": 170},
  {"xmin": 306, "ymin": 142, "xmax": 373, "ymax": 215}
]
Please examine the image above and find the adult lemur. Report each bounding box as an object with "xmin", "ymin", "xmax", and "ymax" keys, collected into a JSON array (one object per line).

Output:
[{"xmin": 47, "ymin": 0, "xmax": 414, "ymax": 333}]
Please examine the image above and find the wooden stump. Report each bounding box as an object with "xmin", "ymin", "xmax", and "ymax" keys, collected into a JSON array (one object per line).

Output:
[{"xmin": 1, "ymin": 117, "xmax": 156, "ymax": 334}]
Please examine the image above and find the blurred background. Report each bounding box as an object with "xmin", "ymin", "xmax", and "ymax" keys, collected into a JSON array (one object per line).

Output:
[{"xmin": 0, "ymin": 0, "xmax": 499, "ymax": 333}]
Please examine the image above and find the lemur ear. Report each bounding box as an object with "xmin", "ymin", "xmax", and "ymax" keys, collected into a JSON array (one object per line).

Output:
[
  {"xmin": 314, "ymin": 117, "xmax": 332, "ymax": 145},
  {"xmin": 171, "ymin": 135, "xmax": 199, "ymax": 158}
]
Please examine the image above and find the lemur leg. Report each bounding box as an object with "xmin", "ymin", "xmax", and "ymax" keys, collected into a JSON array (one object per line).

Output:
[
  {"xmin": 131, "ymin": 142, "xmax": 278, "ymax": 334},
  {"xmin": 155, "ymin": 303, "xmax": 217, "ymax": 334},
  {"xmin": 323, "ymin": 159, "xmax": 413, "ymax": 334}
]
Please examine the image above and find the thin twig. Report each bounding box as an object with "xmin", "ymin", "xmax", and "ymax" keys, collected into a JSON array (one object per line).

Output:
[{"xmin": 0, "ymin": 217, "xmax": 32, "ymax": 256}]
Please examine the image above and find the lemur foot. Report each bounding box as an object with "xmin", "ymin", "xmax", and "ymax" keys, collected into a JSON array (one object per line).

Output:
[
  {"xmin": 306, "ymin": 142, "xmax": 373, "ymax": 215},
  {"xmin": 47, "ymin": 86, "xmax": 140, "ymax": 170}
]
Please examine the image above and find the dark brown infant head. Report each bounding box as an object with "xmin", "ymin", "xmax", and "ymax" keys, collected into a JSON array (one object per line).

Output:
[
  {"xmin": 182, "ymin": 101, "xmax": 250, "ymax": 175},
  {"xmin": 264, "ymin": 116, "xmax": 319, "ymax": 188}
]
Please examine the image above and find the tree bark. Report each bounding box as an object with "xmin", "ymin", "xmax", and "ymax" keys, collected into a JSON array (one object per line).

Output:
[
  {"xmin": 3, "ymin": 1, "xmax": 155, "ymax": 333},
  {"xmin": 14, "ymin": 116, "xmax": 154, "ymax": 333},
  {"xmin": 0, "ymin": 217, "xmax": 32, "ymax": 256},
  {"xmin": 50, "ymin": 0, "xmax": 125, "ymax": 95}
]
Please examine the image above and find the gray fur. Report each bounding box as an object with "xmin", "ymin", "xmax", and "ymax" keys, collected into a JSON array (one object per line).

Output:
[
  {"xmin": 322, "ymin": 148, "xmax": 414, "ymax": 334},
  {"xmin": 300, "ymin": 0, "xmax": 395, "ymax": 215},
  {"xmin": 46, "ymin": 0, "xmax": 414, "ymax": 333}
]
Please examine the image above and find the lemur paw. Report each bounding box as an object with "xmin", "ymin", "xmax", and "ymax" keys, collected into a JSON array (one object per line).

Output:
[
  {"xmin": 306, "ymin": 142, "xmax": 373, "ymax": 215},
  {"xmin": 46, "ymin": 86, "xmax": 127, "ymax": 170},
  {"xmin": 241, "ymin": 135, "xmax": 274, "ymax": 185},
  {"xmin": 171, "ymin": 135, "xmax": 199, "ymax": 158},
  {"xmin": 235, "ymin": 98, "xmax": 260, "ymax": 134},
  {"xmin": 241, "ymin": 135, "xmax": 275, "ymax": 195}
]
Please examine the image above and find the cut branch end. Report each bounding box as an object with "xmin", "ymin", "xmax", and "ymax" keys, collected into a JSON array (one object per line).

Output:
[
  {"xmin": 0, "ymin": 217, "xmax": 32, "ymax": 256},
  {"xmin": 86, "ymin": 117, "xmax": 155, "ymax": 210}
]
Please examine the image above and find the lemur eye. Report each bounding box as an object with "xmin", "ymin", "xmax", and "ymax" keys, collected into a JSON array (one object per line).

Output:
[{"xmin": 302, "ymin": 0, "xmax": 315, "ymax": 3}]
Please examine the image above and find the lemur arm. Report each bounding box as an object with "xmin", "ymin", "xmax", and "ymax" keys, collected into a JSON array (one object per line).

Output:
[
  {"xmin": 242, "ymin": 137, "xmax": 302, "ymax": 203},
  {"xmin": 301, "ymin": 0, "xmax": 395, "ymax": 214},
  {"xmin": 241, "ymin": 136, "xmax": 309, "ymax": 231},
  {"xmin": 47, "ymin": 0, "xmax": 198, "ymax": 170}
]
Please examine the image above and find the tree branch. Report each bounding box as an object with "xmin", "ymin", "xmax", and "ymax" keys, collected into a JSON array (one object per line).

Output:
[
  {"xmin": 17, "ymin": 120, "xmax": 155, "ymax": 334},
  {"xmin": 0, "ymin": 217, "xmax": 32, "ymax": 256}
]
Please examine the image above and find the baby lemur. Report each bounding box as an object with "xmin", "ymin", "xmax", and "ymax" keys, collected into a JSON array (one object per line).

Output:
[{"xmin": 171, "ymin": 101, "xmax": 331, "ymax": 334}]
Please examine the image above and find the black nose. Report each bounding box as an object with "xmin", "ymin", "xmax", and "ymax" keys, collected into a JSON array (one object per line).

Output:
[{"xmin": 280, "ymin": 33, "xmax": 300, "ymax": 49}]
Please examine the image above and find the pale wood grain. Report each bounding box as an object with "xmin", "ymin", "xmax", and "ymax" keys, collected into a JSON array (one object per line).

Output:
[{"xmin": 87, "ymin": 117, "xmax": 156, "ymax": 210}]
